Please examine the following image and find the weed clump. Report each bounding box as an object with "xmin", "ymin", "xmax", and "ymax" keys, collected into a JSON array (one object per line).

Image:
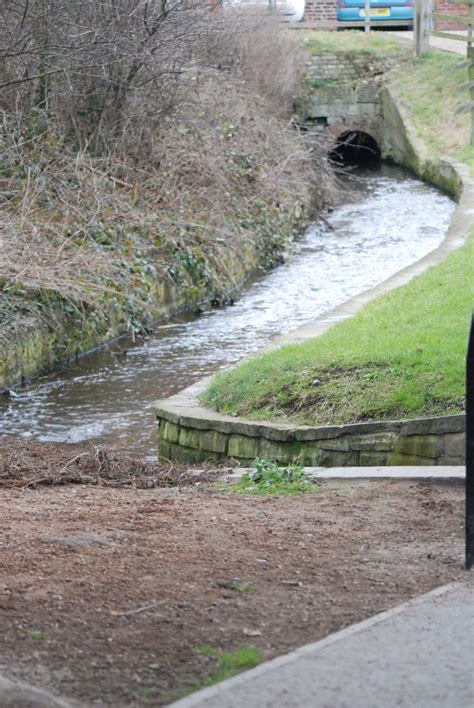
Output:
[{"xmin": 230, "ymin": 458, "xmax": 315, "ymax": 496}]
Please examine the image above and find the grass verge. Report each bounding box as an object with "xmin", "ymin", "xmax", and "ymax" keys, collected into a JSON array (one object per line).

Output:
[
  {"xmin": 302, "ymin": 29, "xmax": 409, "ymax": 56},
  {"xmin": 202, "ymin": 236, "xmax": 472, "ymax": 425},
  {"xmin": 389, "ymin": 50, "xmax": 470, "ymax": 158}
]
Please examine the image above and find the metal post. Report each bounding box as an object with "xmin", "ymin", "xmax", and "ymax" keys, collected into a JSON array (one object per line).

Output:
[
  {"xmin": 467, "ymin": 314, "xmax": 474, "ymax": 570},
  {"xmin": 365, "ymin": 0, "xmax": 371, "ymax": 33}
]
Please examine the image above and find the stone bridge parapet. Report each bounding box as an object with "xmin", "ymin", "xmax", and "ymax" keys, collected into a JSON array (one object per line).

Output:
[{"xmin": 297, "ymin": 49, "xmax": 404, "ymax": 154}]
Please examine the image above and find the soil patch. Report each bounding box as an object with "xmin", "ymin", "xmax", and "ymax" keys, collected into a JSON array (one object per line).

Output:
[{"xmin": 0, "ymin": 472, "xmax": 465, "ymax": 706}]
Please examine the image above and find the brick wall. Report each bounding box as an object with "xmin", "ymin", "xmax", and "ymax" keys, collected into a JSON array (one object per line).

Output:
[
  {"xmin": 434, "ymin": 0, "xmax": 468, "ymax": 30},
  {"xmin": 304, "ymin": 0, "xmax": 337, "ymax": 24}
]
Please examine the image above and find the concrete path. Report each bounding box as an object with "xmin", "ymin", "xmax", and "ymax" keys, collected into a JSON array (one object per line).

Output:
[
  {"xmin": 388, "ymin": 30, "xmax": 468, "ymax": 56},
  {"xmin": 171, "ymin": 580, "xmax": 474, "ymax": 708},
  {"xmin": 225, "ymin": 465, "xmax": 465, "ymax": 481}
]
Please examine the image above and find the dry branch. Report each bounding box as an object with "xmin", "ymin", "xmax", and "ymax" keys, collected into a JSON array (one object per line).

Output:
[{"xmin": 0, "ymin": 438, "xmax": 226, "ymax": 488}]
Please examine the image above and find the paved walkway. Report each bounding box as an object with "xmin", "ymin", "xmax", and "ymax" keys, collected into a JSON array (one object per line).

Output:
[
  {"xmin": 172, "ymin": 580, "xmax": 474, "ymax": 708},
  {"xmin": 388, "ymin": 30, "xmax": 468, "ymax": 56},
  {"xmin": 225, "ymin": 465, "xmax": 465, "ymax": 480}
]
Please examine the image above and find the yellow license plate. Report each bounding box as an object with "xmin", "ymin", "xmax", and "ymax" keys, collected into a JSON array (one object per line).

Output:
[{"xmin": 360, "ymin": 8, "xmax": 390, "ymax": 15}]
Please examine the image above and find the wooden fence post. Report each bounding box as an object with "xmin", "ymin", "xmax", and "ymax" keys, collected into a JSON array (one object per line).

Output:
[
  {"xmin": 415, "ymin": 0, "xmax": 429, "ymax": 56},
  {"xmin": 467, "ymin": 315, "xmax": 474, "ymax": 570},
  {"xmin": 469, "ymin": 1, "xmax": 474, "ymax": 145}
]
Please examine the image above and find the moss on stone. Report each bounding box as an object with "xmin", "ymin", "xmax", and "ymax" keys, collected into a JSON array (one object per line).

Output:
[
  {"xmin": 178, "ymin": 428, "xmax": 201, "ymax": 450},
  {"xmin": 387, "ymin": 452, "xmax": 437, "ymax": 466},
  {"xmin": 228, "ymin": 435, "xmax": 259, "ymax": 459},
  {"xmin": 394, "ymin": 434, "xmax": 444, "ymax": 460},
  {"xmin": 162, "ymin": 421, "xmax": 180, "ymax": 444},
  {"xmin": 258, "ymin": 438, "xmax": 304, "ymax": 463},
  {"xmin": 199, "ymin": 430, "xmax": 228, "ymax": 454},
  {"xmin": 359, "ymin": 451, "xmax": 389, "ymax": 466}
]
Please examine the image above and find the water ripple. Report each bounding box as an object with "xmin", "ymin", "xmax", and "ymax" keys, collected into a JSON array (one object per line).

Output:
[{"xmin": 0, "ymin": 165, "xmax": 456, "ymax": 455}]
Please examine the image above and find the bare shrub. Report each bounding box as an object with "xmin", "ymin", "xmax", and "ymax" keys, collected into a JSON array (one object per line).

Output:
[
  {"xmin": 221, "ymin": 8, "xmax": 307, "ymax": 115},
  {"xmin": 0, "ymin": 3, "xmax": 329, "ymax": 346},
  {"xmin": 0, "ymin": 0, "xmax": 219, "ymax": 148}
]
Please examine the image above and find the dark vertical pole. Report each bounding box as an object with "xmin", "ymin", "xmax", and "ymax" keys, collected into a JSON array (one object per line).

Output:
[{"xmin": 466, "ymin": 314, "xmax": 474, "ymax": 570}]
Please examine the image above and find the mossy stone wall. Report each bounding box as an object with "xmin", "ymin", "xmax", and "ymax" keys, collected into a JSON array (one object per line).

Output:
[
  {"xmin": 0, "ymin": 234, "xmax": 262, "ymax": 390},
  {"xmin": 157, "ymin": 413, "xmax": 465, "ymax": 466}
]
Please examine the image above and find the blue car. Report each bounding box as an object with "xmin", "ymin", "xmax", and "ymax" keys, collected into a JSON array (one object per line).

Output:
[{"xmin": 337, "ymin": 0, "xmax": 414, "ymax": 23}]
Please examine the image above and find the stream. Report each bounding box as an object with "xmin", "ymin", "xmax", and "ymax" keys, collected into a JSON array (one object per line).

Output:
[{"xmin": 0, "ymin": 164, "xmax": 456, "ymax": 457}]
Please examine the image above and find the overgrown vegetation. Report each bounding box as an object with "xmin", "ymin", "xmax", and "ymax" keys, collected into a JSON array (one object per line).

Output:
[
  {"xmin": 0, "ymin": 4, "xmax": 329, "ymax": 384},
  {"xmin": 202, "ymin": 235, "xmax": 472, "ymax": 425},
  {"xmin": 389, "ymin": 49, "xmax": 470, "ymax": 157},
  {"xmin": 0, "ymin": 439, "xmax": 225, "ymax": 488},
  {"xmin": 222, "ymin": 458, "xmax": 315, "ymax": 495}
]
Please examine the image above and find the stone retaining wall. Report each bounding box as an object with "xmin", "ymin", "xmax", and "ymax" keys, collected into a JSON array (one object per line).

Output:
[
  {"xmin": 298, "ymin": 51, "xmax": 406, "ymax": 148},
  {"xmin": 305, "ymin": 52, "xmax": 401, "ymax": 83},
  {"xmin": 157, "ymin": 404, "xmax": 465, "ymax": 466}
]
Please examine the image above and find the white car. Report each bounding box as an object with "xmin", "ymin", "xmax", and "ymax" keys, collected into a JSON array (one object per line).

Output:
[
  {"xmin": 228, "ymin": 0, "xmax": 305, "ymax": 22},
  {"xmin": 277, "ymin": 0, "xmax": 305, "ymax": 21}
]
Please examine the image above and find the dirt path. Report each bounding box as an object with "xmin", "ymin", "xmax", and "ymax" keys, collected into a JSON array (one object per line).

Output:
[{"xmin": 0, "ymin": 479, "xmax": 465, "ymax": 706}]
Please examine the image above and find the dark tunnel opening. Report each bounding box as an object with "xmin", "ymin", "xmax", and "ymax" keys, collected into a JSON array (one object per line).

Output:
[{"xmin": 329, "ymin": 130, "xmax": 381, "ymax": 168}]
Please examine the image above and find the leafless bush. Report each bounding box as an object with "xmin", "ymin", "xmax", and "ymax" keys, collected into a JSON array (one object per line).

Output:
[
  {"xmin": 0, "ymin": 3, "xmax": 330, "ymax": 337},
  {"xmin": 217, "ymin": 8, "xmax": 307, "ymax": 116},
  {"xmin": 0, "ymin": 0, "xmax": 221, "ymax": 149}
]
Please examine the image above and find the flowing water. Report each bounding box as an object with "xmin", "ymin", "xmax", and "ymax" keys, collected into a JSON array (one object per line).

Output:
[{"xmin": 0, "ymin": 164, "xmax": 456, "ymax": 456}]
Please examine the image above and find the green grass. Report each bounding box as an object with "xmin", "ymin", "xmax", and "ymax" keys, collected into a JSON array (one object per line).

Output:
[
  {"xmin": 216, "ymin": 580, "xmax": 254, "ymax": 592},
  {"xmin": 218, "ymin": 459, "xmax": 317, "ymax": 496},
  {"xmin": 302, "ymin": 29, "xmax": 408, "ymax": 56},
  {"xmin": 202, "ymin": 237, "xmax": 473, "ymax": 426},
  {"xmin": 197, "ymin": 645, "xmax": 262, "ymax": 684},
  {"xmin": 456, "ymin": 145, "xmax": 474, "ymax": 176},
  {"xmin": 172, "ymin": 645, "xmax": 262, "ymax": 700},
  {"xmin": 389, "ymin": 50, "xmax": 470, "ymax": 157}
]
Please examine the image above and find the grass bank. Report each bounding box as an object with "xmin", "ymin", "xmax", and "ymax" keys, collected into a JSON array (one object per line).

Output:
[
  {"xmin": 302, "ymin": 29, "xmax": 410, "ymax": 57},
  {"xmin": 202, "ymin": 238, "xmax": 472, "ymax": 424},
  {"xmin": 389, "ymin": 49, "xmax": 471, "ymax": 162},
  {"xmin": 201, "ymin": 35, "xmax": 473, "ymax": 427}
]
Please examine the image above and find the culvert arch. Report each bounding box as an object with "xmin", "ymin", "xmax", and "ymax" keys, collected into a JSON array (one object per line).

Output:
[{"xmin": 328, "ymin": 129, "xmax": 381, "ymax": 167}]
